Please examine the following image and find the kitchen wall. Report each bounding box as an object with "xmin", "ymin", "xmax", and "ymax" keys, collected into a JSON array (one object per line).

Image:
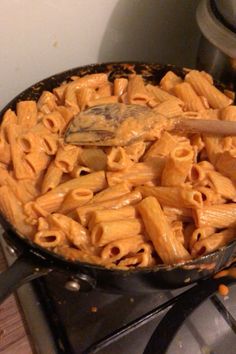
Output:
[{"xmin": 0, "ymin": 0, "xmax": 200, "ymax": 109}]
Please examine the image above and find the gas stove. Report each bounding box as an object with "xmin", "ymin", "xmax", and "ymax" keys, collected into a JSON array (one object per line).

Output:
[{"xmin": 1, "ymin": 234, "xmax": 236, "ymax": 354}]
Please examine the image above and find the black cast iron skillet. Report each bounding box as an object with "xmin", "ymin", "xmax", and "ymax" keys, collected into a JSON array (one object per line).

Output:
[{"xmin": 0, "ymin": 62, "xmax": 236, "ymax": 305}]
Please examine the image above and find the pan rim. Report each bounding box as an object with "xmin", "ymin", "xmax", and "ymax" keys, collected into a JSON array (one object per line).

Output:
[{"xmin": 0, "ymin": 61, "xmax": 235, "ymax": 276}]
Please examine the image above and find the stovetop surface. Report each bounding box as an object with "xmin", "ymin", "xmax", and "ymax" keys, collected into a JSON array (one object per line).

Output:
[{"xmin": 32, "ymin": 271, "xmax": 236, "ymax": 354}]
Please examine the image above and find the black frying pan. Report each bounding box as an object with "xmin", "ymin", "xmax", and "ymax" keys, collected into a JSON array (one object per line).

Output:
[{"xmin": 0, "ymin": 62, "xmax": 236, "ymax": 304}]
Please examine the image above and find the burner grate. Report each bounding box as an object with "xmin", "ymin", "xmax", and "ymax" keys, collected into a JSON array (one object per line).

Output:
[
  {"xmin": 31, "ymin": 272, "xmax": 236, "ymax": 354},
  {"xmin": 210, "ymin": 295, "xmax": 236, "ymax": 334},
  {"xmin": 81, "ymin": 277, "xmax": 236, "ymax": 354}
]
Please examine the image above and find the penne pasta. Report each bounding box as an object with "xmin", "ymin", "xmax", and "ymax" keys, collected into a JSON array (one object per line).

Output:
[
  {"xmin": 87, "ymin": 96, "xmax": 118, "ymax": 107},
  {"xmin": 64, "ymin": 73, "xmax": 108, "ymax": 113},
  {"xmin": 174, "ymin": 82, "xmax": 205, "ymax": 112},
  {"xmin": 43, "ymin": 111, "xmax": 66, "ymax": 134},
  {"xmin": 70, "ymin": 165, "xmax": 92, "ymax": 178},
  {"xmin": 191, "ymin": 229, "xmax": 235, "ymax": 257},
  {"xmin": 0, "ymin": 185, "xmax": 35, "ymax": 237},
  {"xmin": 189, "ymin": 134, "xmax": 205, "ymax": 153},
  {"xmin": 106, "ymin": 161, "xmax": 163, "ymax": 187},
  {"xmin": 203, "ymin": 108, "xmax": 220, "ymax": 120},
  {"xmin": 153, "ymin": 99, "xmax": 184, "ymax": 117},
  {"xmin": 36, "ymin": 171, "xmax": 107, "ymax": 213},
  {"xmin": 43, "ymin": 170, "xmax": 106, "ymax": 196},
  {"xmin": 91, "ymin": 218, "xmax": 144, "ymax": 247},
  {"xmin": 55, "ymin": 143, "xmax": 80, "ymax": 173},
  {"xmin": 40, "ymin": 133, "xmax": 59, "ymax": 155},
  {"xmin": 37, "ymin": 217, "xmax": 49, "ymax": 231},
  {"xmin": 1, "ymin": 109, "xmax": 17, "ymax": 141},
  {"xmin": 56, "ymin": 105, "xmax": 75, "ymax": 125},
  {"xmin": 193, "ymin": 203, "xmax": 236, "ymax": 228},
  {"xmin": 171, "ymin": 221, "xmax": 185, "ymax": 245},
  {"xmin": 161, "ymin": 144, "xmax": 194, "ymax": 186},
  {"xmin": 31, "ymin": 121, "xmax": 51, "ymax": 136},
  {"xmin": 77, "ymin": 190, "xmax": 142, "ymax": 226},
  {"xmin": 41, "ymin": 161, "xmax": 63, "ymax": 193},
  {"xmin": 163, "ymin": 206, "xmax": 192, "ymax": 222},
  {"xmin": 196, "ymin": 186, "xmax": 225, "ymax": 206},
  {"xmin": 189, "ymin": 226, "xmax": 215, "ymax": 251},
  {"xmin": 76, "ymin": 87, "xmax": 96, "ymax": 111},
  {"xmin": 6, "ymin": 123, "xmax": 35, "ymax": 179},
  {"xmin": 60, "ymin": 188, "xmax": 93, "ymax": 214},
  {"xmin": 138, "ymin": 185, "xmax": 203, "ymax": 209},
  {"xmin": 0, "ymin": 137, "xmax": 11, "ymax": 164},
  {"xmin": 188, "ymin": 162, "xmax": 212, "ymax": 185},
  {"xmin": 88, "ymin": 206, "xmax": 137, "ymax": 230},
  {"xmin": 24, "ymin": 201, "xmax": 50, "ymax": 225},
  {"xmin": 47, "ymin": 213, "xmax": 90, "ymax": 249},
  {"xmin": 202, "ymin": 135, "xmax": 224, "ymax": 165},
  {"xmin": 220, "ymin": 105, "xmax": 236, "ymax": 121},
  {"xmin": 34, "ymin": 229, "xmax": 65, "ymax": 248},
  {"xmin": 200, "ymin": 71, "xmax": 214, "ymax": 85},
  {"xmin": 16, "ymin": 100, "xmax": 38, "ymax": 129},
  {"xmin": 127, "ymin": 75, "xmax": 151, "ymax": 105},
  {"xmin": 206, "ymin": 170, "xmax": 236, "ymax": 200},
  {"xmin": 107, "ymin": 147, "xmax": 133, "ymax": 171},
  {"xmin": 0, "ymin": 168, "xmax": 38, "ymax": 203},
  {"xmin": 160, "ymin": 71, "xmax": 183, "ymax": 93},
  {"xmin": 146, "ymin": 83, "xmax": 178, "ymax": 102},
  {"xmin": 24, "ymin": 151, "xmax": 50, "ymax": 177},
  {"xmin": 143, "ymin": 131, "xmax": 178, "ymax": 160},
  {"xmin": 137, "ymin": 197, "xmax": 190, "ymax": 264},
  {"xmin": 124, "ymin": 141, "xmax": 146, "ymax": 162},
  {"xmin": 114, "ymin": 78, "xmax": 128, "ymax": 97},
  {"xmin": 62, "ymin": 73, "xmax": 108, "ymax": 96},
  {"xmin": 116, "ymin": 249, "xmax": 155, "ymax": 269},
  {"xmin": 96, "ymin": 83, "xmax": 112, "ymax": 98},
  {"xmin": 18, "ymin": 131, "xmax": 42, "ymax": 153},
  {"xmin": 215, "ymin": 151, "xmax": 236, "ymax": 183},
  {"xmin": 92, "ymin": 182, "xmax": 131, "ymax": 203},
  {"xmin": 101, "ymin": 235, "xmax": 146, "ymax": 262},
  {"xmin": 185, "ymin": 70, "xmax": 232, "ymax": 109},
  {"xmin": 37, "ymin": 91, "xmax": 58, "ymax": 114}
]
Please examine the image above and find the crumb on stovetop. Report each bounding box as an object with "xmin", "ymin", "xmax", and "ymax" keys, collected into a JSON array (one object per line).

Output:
[
  {"xmin": 218, "ymin": 284, "xmax": 229, "ymax": 297},
  {"xmin": 90, "ymin": 306, "xmax": 98, "ymax": 313}
]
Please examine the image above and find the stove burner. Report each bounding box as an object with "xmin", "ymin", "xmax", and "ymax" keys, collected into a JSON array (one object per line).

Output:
[
  {"xmin": 30, "ymin": 271, "xmax": 236, "ymax": 354},
  {"xmin": 82, "ymin": 277, "xmax": 236, "ymax": 354}
]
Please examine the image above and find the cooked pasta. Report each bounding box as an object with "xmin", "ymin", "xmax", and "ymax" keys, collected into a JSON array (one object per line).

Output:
[
  {"xmin": 0, "ymin": 68, "xmax": 235, "ymax": 269},
  {"xmin": 137, "ymin": 196, "xmax": 190, "ymax": 264},
  {"xmin": 16, "ymin": 100, "xmax": 38, "ymax": 129}
]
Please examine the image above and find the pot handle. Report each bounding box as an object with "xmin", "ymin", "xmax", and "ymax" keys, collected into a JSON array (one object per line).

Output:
[{"xmin": 0, "ymin": 254, "xmax": 51, "ymax": 304}]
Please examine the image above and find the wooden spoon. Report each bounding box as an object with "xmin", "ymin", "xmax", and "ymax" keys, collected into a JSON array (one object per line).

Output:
[{"xmin": 65, "ymin": 103, "xmax": 236, "ymax": 146}]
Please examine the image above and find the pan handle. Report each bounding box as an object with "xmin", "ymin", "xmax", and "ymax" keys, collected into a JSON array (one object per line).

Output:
[{"xmin": 0, "ymin": 253, "xmax": 51, "ymax": 304}]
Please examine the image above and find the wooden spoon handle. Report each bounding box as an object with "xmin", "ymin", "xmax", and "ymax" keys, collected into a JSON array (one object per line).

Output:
[{"xmin": 175, "ymin": 118, "xmax": 236, "ymax": 136}]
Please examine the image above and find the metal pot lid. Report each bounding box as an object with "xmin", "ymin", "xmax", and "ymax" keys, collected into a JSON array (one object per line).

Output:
[
  {"xmin": 196, "ymin": 0, "xmax": 236, "ymax": 58},
  {"xmin": 215, "ymin": 0, "xmax": 236, "ymax": 30}
]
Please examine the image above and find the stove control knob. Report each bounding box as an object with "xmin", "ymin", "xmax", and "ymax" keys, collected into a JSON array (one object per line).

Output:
[{"xmin": 65, "ymin": 279, "xmax": 81, "ymax": 292}]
